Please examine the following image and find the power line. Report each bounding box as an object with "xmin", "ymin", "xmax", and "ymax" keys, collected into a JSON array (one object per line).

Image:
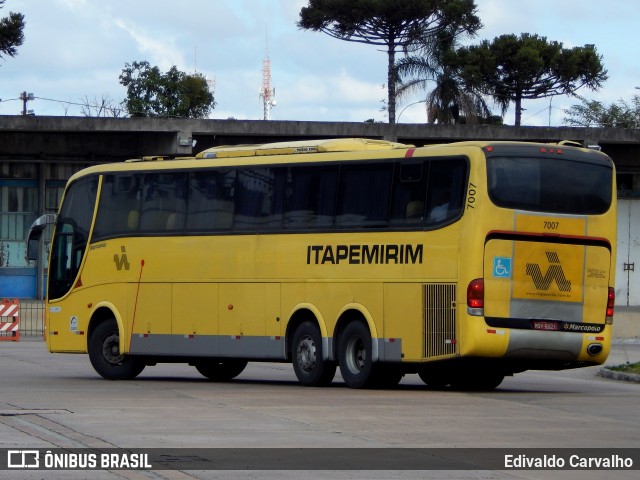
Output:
[
  {"xmin": 35, "ymin": 96, "xmax": 126, "ymax": 115},
  {"xmin": 521, "ymin": 103, "xmax": 566, "ymax": 126},
  {"xmin": 1, "ymin": 94, "xmax": 204, "ymax": 118},
  {"xmin": 1, "ymin": 94, "xmax": 127, "ymax": 116}
]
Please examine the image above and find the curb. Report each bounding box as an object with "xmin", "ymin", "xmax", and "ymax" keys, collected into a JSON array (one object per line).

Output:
[{"xmin": 599, "ymin": 368, "xmax": 640, "ymax": 383}]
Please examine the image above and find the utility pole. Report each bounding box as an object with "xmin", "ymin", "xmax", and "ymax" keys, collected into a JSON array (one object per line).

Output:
[{"xmin": 20, "ymin": 91, "xmax": 34, "ymax": 115}]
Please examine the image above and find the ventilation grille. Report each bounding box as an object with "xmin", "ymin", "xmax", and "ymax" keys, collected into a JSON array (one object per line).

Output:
[{"xmin": 423, "ymin": 283, "xmax": 457, "ymax": 358}]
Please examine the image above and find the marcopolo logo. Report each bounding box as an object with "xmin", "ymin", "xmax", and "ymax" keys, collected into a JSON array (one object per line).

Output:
[
  {"xmin": 525, "ymin": 251, "xmax": 572, "ymax": 292},
  {"xmin": 113, "ymin": 246, "xmax": 130, "ymax": 271}
]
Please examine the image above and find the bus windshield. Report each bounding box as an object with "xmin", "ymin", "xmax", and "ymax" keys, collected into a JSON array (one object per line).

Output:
[
  {"xmin": 487, "ymin": 155, "xmax": 613, "ymax": 215},
  {"xmin": 48, "ymin": 176, "xmax": 98, "ymax": 300}
]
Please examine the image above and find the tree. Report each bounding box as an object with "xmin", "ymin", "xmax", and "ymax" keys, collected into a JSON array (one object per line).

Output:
[
  {"xmin": 0, "ymin": 0, "xmax": 24, "ymax": 61},
  {"xmin": 298, "ymin": 0, "xmax": 481, "ymax": 124},
  {"xmin": 564, "ymin": 95, "xmax": 640, "ymax": 128},
  {"xmin": 455, "ymin": 34, "xmax": 608, "ymax": 126},
  {"xmin": 396, "ymin": 28, "xmax": 492, "ymax": 124},
  {"xmin": 80, "ymin": 95, "xmax": 125, "ymax": 118},
  {"xmin": 119, "ymin": 61, "xmax": 215, "ymax": 118}
]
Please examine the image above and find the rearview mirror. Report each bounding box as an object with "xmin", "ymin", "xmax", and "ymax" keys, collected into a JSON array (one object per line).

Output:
[{"xmin": 26, "ymin": 214, "xmax": 57, "ymax": 261}]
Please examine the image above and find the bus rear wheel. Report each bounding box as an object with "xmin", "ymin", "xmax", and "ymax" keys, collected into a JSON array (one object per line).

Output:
[
  {"xmin": 291, "ymin": 321, "xmax": 336, "ymax": 386},
  {"xmin": 338, "ymin": 321, "xmax": 377, "ymax": 389},
  {"xmin": 194, "ymin": 360, "xmax": 248, "ymax": 381},
  {"xmin": 88, "ymin": 318, "xmax": 145, "ymax": 380}
]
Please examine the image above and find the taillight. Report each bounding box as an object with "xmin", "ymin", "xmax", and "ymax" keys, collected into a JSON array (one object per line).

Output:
[
  {"xmin": 467, "ymin": 278, "xmax": 484, "ymax": 316},
  {"xmin": 606, "ymin": 287, "xmax": 615, "ymax": 321},
  {"xmin": 540, "ymin": 147, "xmax": 563, "ymax": 154}
]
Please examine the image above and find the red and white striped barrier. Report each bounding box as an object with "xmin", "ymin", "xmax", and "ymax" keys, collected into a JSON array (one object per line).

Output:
[{"xmin": 0, "ymin": 298, "xmax": 20, "ymax": 341}]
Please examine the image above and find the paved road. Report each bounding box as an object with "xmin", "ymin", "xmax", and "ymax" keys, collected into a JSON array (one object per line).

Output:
[{"xmin": 1, "ymin": 339, "xmax": 639, "ymax": 480}]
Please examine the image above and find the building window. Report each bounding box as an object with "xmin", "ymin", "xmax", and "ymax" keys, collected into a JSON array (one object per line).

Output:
[{"xmin": 0, "ymin": 181, "xmax": 38, "ymax": 240}]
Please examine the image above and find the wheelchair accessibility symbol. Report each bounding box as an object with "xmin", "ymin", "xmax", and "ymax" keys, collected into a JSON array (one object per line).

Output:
[{"xmin": 493, "ymin": 257, "xmax": 512, "ymax": 278}]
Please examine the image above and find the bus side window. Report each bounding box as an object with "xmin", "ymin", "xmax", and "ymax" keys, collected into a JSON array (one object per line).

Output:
[
  {"xmin": 425, "ymin": 159, "xmax": 467, "ymax": 226},
  {"xmin": 285, "ymin": 165, "xmax": 338, "ymax": 230},
  {"xmin": 390, "ymin": 161, "xmax": 427, "ymax": 226},
  {"xmin": 187, "ymin": 170, "xmax": 236, "ymax": 232},
  {"xmin": 336, "ymin": 162, "xmax": 393, "ymax": 228},
  {"xmin": 127, "ymin": 210, "xmax": 139, "ymax": 230},
  {"xmin": 93, "ymin": 174, "xmax": 143, "ymax": 239},
  {"xmin": 139, "ymin": 173, "xmax": 187, "ymax": 232},
  {"xmin": 405, "ymin": 201, "xmax": 425, "ymax": 220},
  {"xmin": 234, "ymin": 167, "xmax": 285, "ymax": 231}
]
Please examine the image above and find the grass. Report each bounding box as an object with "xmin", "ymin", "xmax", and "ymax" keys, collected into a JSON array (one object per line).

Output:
[{"xmin": 608, "ymin": 362, "xmax": 640, "ymax": 375}]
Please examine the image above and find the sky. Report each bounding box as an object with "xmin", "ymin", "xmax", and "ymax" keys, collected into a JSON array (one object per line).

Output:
[{"xmin": 0, "ymin": 0, "xmax": 638, "ymax": 126}]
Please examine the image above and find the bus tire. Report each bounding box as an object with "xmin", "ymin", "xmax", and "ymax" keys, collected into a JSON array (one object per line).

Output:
[
  {"xmin": 194, "ymin": 360, "xmax": 248, "ymax": 381},
  {"xmin": 292, "ymin": 321, "xmax": 336, "ymax": 387},
  {"xmin": 338, "ymin": 321, "xmax": 376, "ymax": 389},
  {"xmin": 88, "ymin": 318, "xmax": 145, "ymax": 380}
]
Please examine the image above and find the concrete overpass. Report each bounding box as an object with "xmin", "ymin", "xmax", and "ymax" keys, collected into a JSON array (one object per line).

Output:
[{"xmin": 2, "ymin": 115, "xmax": 640, "ymax": 168}]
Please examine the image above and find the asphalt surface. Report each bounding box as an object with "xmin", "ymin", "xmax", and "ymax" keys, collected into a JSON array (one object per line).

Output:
[{"xmin": 1, "ymin": 338, "xmax": 639, "ymax": 480}]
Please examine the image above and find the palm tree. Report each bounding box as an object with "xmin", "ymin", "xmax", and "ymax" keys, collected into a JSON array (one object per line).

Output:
[{"xmin": 396, "ymin": 30, "xmax": 492, "ymax": 124}]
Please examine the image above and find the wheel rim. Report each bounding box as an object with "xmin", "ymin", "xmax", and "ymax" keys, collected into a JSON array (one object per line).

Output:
[
  {"xmin": 345, "ymin": 336, "xmax": 366, "ymax": 374},
  {"xmin": 102, "ymin": 332, "xmax": 124, "ymax": 365},
  {"xmin": 296, "ymin": 335, "xmax": 317, "ymax": 373}
]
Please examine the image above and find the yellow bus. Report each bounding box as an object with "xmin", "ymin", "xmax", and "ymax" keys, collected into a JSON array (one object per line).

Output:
[{"xmin": 27, "ymin": 138, "xmax": 617, "ymax": 390}]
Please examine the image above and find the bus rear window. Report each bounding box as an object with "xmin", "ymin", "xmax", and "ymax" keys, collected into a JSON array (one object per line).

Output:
[{"xmin": 487, "ymin": 156, "xmax": 613, "ymax": 215}]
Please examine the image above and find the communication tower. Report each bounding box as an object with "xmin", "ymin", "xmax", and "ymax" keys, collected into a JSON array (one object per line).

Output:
[{"xmin": 259, "ymin": 31, "xmax": 276, "ymax": 120}]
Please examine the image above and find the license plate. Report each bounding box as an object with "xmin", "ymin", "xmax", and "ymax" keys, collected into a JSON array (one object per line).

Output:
[{"xmin": 533, "ymin": 320, "xmax": 558, "ymax": 331}]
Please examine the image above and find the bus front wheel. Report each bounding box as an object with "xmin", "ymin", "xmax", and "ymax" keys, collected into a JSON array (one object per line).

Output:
[
  {"xmin": 291, "ymin": 321, "xmax": 336, "ymax": 386},
  {"xmin": 88, "ymin": 319, "xmax": 145, "ymax": 380}
]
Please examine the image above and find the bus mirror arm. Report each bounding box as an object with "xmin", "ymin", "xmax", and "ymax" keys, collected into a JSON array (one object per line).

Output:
[{"xmin": 26, "ymin": 214, "xmax": 57, "ymax": 261}]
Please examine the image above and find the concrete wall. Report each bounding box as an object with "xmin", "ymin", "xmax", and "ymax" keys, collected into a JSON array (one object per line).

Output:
[
  {"xmin": 2, "ymin": 115, "xmax": 640, "ymax": 165},
  {"xmin": 613, "ymin": 308, "xmax": 640, "ymax": 339}
]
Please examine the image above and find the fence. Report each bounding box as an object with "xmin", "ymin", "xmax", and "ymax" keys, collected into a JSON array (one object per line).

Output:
[{"xmin": 9, "ymin": 299, "xmax": 45, "ymax": 338}]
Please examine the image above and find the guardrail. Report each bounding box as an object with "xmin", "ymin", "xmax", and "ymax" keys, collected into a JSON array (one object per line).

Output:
[{"xmin": 12, "ymin": 299, "xmax": 45, "ymax": 337}]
